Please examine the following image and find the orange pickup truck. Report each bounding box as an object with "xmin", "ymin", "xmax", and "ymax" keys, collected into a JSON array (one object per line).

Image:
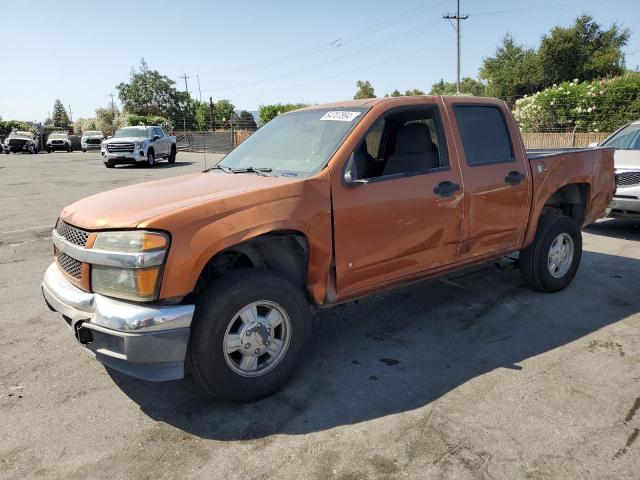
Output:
[{"xmin": 42, "ymin": 96, "xmax": 614, "ymax": 401}]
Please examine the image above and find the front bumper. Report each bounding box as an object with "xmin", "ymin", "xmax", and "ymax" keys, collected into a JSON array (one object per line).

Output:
[
  {"xmin": 82, "ymin": 143, "xmax": 102, "ymax": 150},
  {"xmin": 42, "ymin": 263, "xmax": 194, "ymax": 381},
  {"xmin": 47, "ymin": 144, "xmax": 71, "ymax": 151},
  {"xmin": 102, "ymin": 150, "xmax": 146, "ymax": 164},
  {"xmin": 608, "ymin": 181, "xmax": 640, "ymax": 218}
]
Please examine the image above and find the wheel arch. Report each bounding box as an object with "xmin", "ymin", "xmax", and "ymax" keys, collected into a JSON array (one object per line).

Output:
[
  {"xmin": 524, "ymin": 182, "xmax": 590, "ymax": 247},
  {"xmin": 194, "ymin": 230, "xmax": 310, "ymax": 299}
]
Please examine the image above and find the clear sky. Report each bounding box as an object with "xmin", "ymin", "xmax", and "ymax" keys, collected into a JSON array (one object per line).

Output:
[{"xmin": 1, "ymin": 0, "xmax": 638, "ymax": 122}]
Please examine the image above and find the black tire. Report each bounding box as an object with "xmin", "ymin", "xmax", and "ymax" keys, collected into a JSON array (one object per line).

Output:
[
  {"xmin": 147, "ymin": 150, "xmax": 155, "ymax": 167},
  {"xmin": 189, "ymin": 269, "xmax": 311, "ymax": 402},
  {"xmin": 82, "ymin": 149, "xmax": 87, "ymax": 153},
  {"xmin": 47, "ymin": 148, "xmax": 51, "ymax": 154},
  {"xmin": 105, "ymin": 160, "xmax": 115, "ymax": 168},
  {"xmin": 168, "ymin": 146, "xmax": 176, "ymax": 163},
  {"xmin": 67, "ymin": 147, "xmax": 73, "ymax": 153},
  {"xmin": 520, "ymin": 214, "xmax": 582, "ymax": 293}
]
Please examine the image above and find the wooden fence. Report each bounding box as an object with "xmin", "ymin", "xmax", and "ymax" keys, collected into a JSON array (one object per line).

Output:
[
  {"xmin": 521, "ymin": 132, "xmax": 610, "ymax": 149},
  {"xmin": 172, "ymin": 130, "xmax": 611, "ymax": 153}
]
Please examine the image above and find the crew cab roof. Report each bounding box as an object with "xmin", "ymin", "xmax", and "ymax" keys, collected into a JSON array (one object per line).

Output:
[{"xmin": 296, "ymin": 95, "xmax": 507, "ymax": 112}]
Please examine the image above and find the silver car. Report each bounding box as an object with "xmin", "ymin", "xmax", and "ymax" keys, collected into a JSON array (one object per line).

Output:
[{"xmin": 599, "ymin": 121, "xmax": 640, "ymax": 218}]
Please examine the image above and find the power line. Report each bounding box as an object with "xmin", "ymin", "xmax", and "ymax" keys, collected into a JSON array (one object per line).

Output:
[{"xmin": 443, "ymin": 0, "xmax": 468, "ymax": 94}]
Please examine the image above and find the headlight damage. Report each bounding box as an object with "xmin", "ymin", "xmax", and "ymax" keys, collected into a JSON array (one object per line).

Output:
[
  {"xmin": 90, "ymin": 231, "xmax": 169, "ymax": 301},
  {"xmin": 52, "ymin": 227, "xmax": 169, "ymax": 302}
]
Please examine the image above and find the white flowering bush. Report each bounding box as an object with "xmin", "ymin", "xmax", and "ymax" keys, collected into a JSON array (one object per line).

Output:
[{"xmin": 513, "ymin": 73, "xmax": 640, "ymax": 132}]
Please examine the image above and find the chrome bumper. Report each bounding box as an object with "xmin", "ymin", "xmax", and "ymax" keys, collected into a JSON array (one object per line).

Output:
[
  {"xmin": 609, "ymin": 197, "xmax": 640, "ymax": 217},
  {"xmin": 42, "ymin": 263, "xmax": 194, "ymax": 381}
]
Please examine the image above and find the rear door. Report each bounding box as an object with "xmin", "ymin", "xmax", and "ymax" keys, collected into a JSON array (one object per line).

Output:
[
  {"xmin": 331, "ymin": 98, "xmax": 464, "ymax": 295},
  {"xmin": 153, "ymin": 128, "xmax": 168, "ymax": 156},
  {"xmin": 442, "ymin": 99, "xmax": 531, "ymax": 257}
]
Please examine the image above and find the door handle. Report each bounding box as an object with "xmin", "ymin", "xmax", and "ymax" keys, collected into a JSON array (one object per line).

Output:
[
  {"xmin": 433, "ymin": 181, "xmax": 461, "ymax": 198},
  {"xmin": 504, "ymin": 171, "xmax": 525, "ymax": 185}
]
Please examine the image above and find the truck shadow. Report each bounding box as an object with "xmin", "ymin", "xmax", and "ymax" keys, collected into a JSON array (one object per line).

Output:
[
  {"xmin": 118, "ymin": 161, "xmax": 195, "ymax": 169},
  {"xmin": 108, "ymin": 248, "xmax": 640, "ymax": 441},
  {"xmin": 585, "ymin": 218, "xmax": 640, "ymax": 241}
]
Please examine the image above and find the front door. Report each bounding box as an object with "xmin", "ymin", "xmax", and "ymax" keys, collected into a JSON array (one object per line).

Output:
[{"xmin": 331, "ymin": 101, "xmax": 464, "ymax": 295}]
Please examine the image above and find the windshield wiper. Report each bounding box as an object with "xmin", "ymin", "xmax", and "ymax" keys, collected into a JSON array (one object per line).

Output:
[
  {"xmin": 207, "ymin": 165, "xmax": 233, "ymax": 173},
  {"xmin": 230, "ymin": 166, "xmax": 273, "ymax": 176}
]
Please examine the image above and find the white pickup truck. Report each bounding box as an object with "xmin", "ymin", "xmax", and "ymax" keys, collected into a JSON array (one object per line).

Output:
[{"xmin": 101, "ymin": 125, "xmax": 177, "ymax": 168}]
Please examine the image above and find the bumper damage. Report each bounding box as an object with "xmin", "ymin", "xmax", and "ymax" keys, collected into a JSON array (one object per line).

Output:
[{"xmin": 42, "ymin": 263, "xmax": 194, "ymax": 381}]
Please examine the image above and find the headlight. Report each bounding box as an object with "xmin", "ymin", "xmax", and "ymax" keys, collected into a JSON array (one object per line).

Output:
[
  {"xmin": 135, "ymin": 141, "xmax": 146, "ymax": 149},
  {"xmin": 90, "ymin": 230, "xmax": 169, "ymax": 301}
]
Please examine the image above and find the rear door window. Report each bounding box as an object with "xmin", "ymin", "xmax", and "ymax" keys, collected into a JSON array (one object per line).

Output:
[{"xmin": 454, "ymin": 106, "xmax": 514, "ymax": 166}]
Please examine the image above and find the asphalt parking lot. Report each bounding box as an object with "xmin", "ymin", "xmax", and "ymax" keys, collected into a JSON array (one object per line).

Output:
[{"xmin": 1, "ymin": 151, "xmax": 640, "ymax": 479}]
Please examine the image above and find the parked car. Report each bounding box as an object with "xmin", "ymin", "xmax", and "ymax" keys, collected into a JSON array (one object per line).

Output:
[
  {"xmin": 46, "ymin": 132, "xmax": 73, "ymax": 153},
  {"xmin": 595, "ymin": 121, "xmax": 640, "ymax": 218},
  {"xmin": 42, "ymin": 96, "xmax": 614, "ymax": 401},
  {"xmin": 100, "ymin": 125, "xmax": 176, "ymax": 168},
  {"xmin": 80, "ymin": 130, "xmax": 104, "ymax": 152},
  {"xmin": 4, "ymin": 130, "xmax": 39, "ymax": 154}
]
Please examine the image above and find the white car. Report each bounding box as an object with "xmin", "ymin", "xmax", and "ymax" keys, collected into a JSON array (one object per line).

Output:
[
  {"xmin": 81, "ymin": 130, "xmax": 104, "ymax": 152},
  {"xmin": 46, "ymin": 132, "xmax": 73, "ymax": 153},
  {"xmin": 599, "ymin": 121, "xmax": 640, "ymax": 219},
  {"xmin": 4, "ymin": 130, "xmax": 40, "ymax": 154},
  {"xmin": 101, "ymin": 125, "xmax": 177, "ymax": 168}
]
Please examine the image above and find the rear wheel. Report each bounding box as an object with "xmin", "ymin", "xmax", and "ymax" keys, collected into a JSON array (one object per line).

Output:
[
  {"xmin": 147, "ymin": 150, "xmax": 155, "ymax": 167},
  {"xmin": 189, "ymin": 269, "xmax": 311, "ymax": 402},
  {"xmin": 520, "ymin": 215, "xmax": 582, "ymax": 292}
]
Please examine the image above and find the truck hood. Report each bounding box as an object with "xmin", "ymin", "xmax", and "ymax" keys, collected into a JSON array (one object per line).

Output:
[
  {"xmin": 614, "ymin": 150, "xmax": 640, "ymax": 170},
  {"xmin": 82, "ymin": 135, "xmax": 103, "ymax": 140},
  {"xmin": 60, "ymin": 171, "xmax": 298, "ymax": 230},
  {"xmin": 102, "ymin": 136, "xmax": 146, "ymax": 143}
]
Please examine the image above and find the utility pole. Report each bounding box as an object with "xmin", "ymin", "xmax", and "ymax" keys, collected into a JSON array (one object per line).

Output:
[
  {"xmin": 68, "ymin": 105, "xmax": 73, "ymax": 122},
  {"xmin": 108, "ymin": 93, "xmax": 116, "ymax": 112},
  {"xmin": 180, "ymin": 73, "xmax": 190, "ymax": 95},
  {"xmin": 196, "ymin": 74, "xmax": 202, "ymax": 102},
  {"xmin": 443, "ymin": 0, "xmax": 468, "ymax": 94},
  {"xmin": 209, "ymin": 96, "xmax": 216, "ymax": 130}
]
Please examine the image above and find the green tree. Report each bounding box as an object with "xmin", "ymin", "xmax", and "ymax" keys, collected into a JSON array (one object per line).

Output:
[
  {"xmin": 237, "ymin": 110, "xmax": 257, "ymax": 129},
  {"xmin": 429, "ymin": 78, "xmax": 486, "ymax": 96},
  {"xmin": 404, "ymin": 88, "xmax": 426, "ymax": 96},
  {"xmin": 52, "ymin": 99, "xmax": 70, "ymax": 128},
  {"xmin": 95, "ymin": 106, "xmax": 120, "ymax": 135},
  {"xmin": 116, "ymin": 59, "xmax": 190, "ymax": 119},
  {"xmin": 258, "ymin": 103, "xmax": 308, "ymax": 125},
  {"xmin": 354, "ymin": 80, "xmax": 375, "ymax": 99},
  {"xmin": 213, "ymin": 99, "xmax": 236, "ymax": 126},
  {"xmin": 0, "ymin": 120, "xmax": 35, "ymax": 135},
  {"xmin": 480, "ymin": 34, "xmax": 543, "ymax": 104},
  {"xmin": 538, "ymin": 15, "xmax": 630, "ymax": 86},
  {"xmin": 389, "ymin": 89, "xmax": 402, "ymax": 97}
]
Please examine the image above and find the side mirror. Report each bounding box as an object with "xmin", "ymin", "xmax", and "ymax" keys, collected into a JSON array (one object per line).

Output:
[
  {"xmin": 588, "ymin": 142, "xmax": 599, "ymax": 147},
  {"xmin": 152, "ymin": 135, "xmax": 161, "ymax": 142},
  {"xmin": 343, "ymin": 153, "xmax": 367, "ymax": 186}
]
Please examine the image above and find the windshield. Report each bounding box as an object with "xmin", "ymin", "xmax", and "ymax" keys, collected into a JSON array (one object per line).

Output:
[
  {"xmin": 218, "ymin": 108, "xmax": 368, "ymax": 176},
  {"xmin": 9, "ymin": 131, "xmax": 32, "ymax": 139},
  {"xmin": 48, "ymin": 133, "xmax": 67, "ymax": 140},
  {"xmin": 113, "ymin": 127, "xmax": 149, "ymax": 138},
  {"xmin": 602, "ymin": 123, "xmax": 640, "ymax": 150},
  {"xmin": 83, "ymin": 131, "xmax": 102, "ymax": 136}
]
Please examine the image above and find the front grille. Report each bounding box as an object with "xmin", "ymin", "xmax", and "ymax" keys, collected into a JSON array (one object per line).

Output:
[
  {"xmin": 51, "ymin": 140, "xmax": 64, "ymax": 144},
  {"xmin": 616, "ymin": 172, "xmax": 640, "ymax": 188},
  {"xmin": 86, "ymin": 138, "xmax": 102, "ymax": 145},
  {"xmin": 55, "ymin": 219, "xmax": 88, "ymax": 246},
  {"xmin": 56, "ymin": 251, "xmax": 82, "ymax": 279},
  {"xmin": 107, "ymin": 143, "xmax": 135, "ymax": 153}
]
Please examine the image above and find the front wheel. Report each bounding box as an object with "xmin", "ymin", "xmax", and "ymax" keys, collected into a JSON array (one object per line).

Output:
[
  {"xmin": 146, "ymin": 151, "xmax": 155, "ymax": 167},
  {"xmin": 520, "ymin": 215, "xmax": 582, "ymax": 292},
  {"xmin": 189, "ymin": 269, "xmax": 311, "ymax": 402},
  {"xmin": 168, "ymin": 146, "xmax": 176, "ymax": 163},
  {"xmin": 105, "ymin": 160, "xmax": 115, "ymax": 168}
]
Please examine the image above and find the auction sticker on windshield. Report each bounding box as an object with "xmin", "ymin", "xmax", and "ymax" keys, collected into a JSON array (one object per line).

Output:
[{"xmin": 320, "ymin": 111, "xmax": 361, "ymax": 122}]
